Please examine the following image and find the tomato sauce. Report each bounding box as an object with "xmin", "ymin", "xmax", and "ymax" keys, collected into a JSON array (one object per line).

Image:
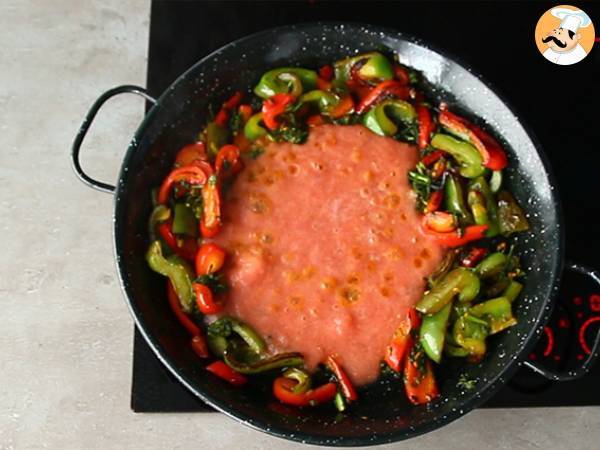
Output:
[{"xmin": 214, "ymin": 125, "xmax": 445, "ymax": 385}]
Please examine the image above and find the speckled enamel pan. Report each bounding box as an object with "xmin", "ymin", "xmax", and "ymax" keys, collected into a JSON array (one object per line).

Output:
[{"xmin": 71, "ymin": 23, "xmax": 600, "ymax": 446}]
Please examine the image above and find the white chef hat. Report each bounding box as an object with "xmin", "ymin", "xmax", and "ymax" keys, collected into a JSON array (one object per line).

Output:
[{"xmin": 551, "ymin": 7, "xmax": 592, "ymax": 33}]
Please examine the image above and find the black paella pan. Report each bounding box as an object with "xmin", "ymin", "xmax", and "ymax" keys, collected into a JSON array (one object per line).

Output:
[{"xmin": 71, "ymin": 23, "xmax": 600, "ymax": 446}]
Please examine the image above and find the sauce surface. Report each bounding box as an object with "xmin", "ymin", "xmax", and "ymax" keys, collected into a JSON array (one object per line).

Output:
[{"xmin": 215, "ymin": 125, "xmax": 445, "ymax": 385}]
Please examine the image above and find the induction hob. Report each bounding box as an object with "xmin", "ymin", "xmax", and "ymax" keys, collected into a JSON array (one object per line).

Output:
[{"xmin": 131, "ymin": 0, "xmax": 600, "ymax": 412}]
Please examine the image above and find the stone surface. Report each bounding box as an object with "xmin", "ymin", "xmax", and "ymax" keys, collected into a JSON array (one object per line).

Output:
[{"xmin": 0, "ymin": 1, "xmax": 598, "ymax": 449}]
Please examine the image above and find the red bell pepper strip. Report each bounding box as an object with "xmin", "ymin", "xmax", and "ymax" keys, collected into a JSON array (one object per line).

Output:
[
  {"xmin": 214, "ymin": 91, "xmax": 244, "ymax": 127},
  {"xmin": 329, "ymin": 95, "xmax": 354, "ymax": 119},
  {"xmin": 318, "ymin": 64, "xmax": 334, "ymax": 81},
  {"xmin": 460, "ymin": 247, "xmax": 489, "ymax": 268},
  {"xmin": 424, "ymin": 224, "xmax": 489, "ymax": 248},
  {"xmin": 326, "ymin": 355, "xmax": 358, "ymax": 402},
  {"xmin": 421, "ymin": 150, "xmax": 445, "ymax": 166},
  {"xmin": 206, "ymin": 360, "xmax": 247, "ymax": 386},
  {"xmin": 157, "ymin": 221, "xmax": 197, "ymax": 262},
  {"xmin": 393, "ymin": 64, "xmax": 410, "ymax": 85},
  {"xmin": 424, "ymin": 190, "xmax": 444, "ymax": 214},
  {"xmin": 416, "ymin": 104, "xmax": 434, "ymax": 149},
  {"xmin": 316, "ymin": 77, "xmax": 332, "ymax": 91},
  {"xmin": 272, "ymin": 377, "xmax": 337, "ymax": 407},
  {"xmin": 166, "ymin": 281, "xmax": 201, "ymax": 336},
  {"xmin": 192, "ymin": 282, "xmax": 222, "ymax": 314},
  {"xmin": 384, "ymin": 308, "xmax": 420, "ymax": 372},
  {"xmin": 238, "ymin": 104, "xmax": 253, "ymax": 123},
  {"xmin": 423, "ymin": 211, "xmax": 457, "ymax": 233},
  {"xmin": 175, "ymin": 142, "xmax": 207, "ymax": 167},
  {"xmin": 262, "ymin": 93, "xmax": 295, "ymax": 130},
  {"xmin": 191, "ymin": 335, "xmax": 209, "ymax": 359},
  {"xmin": 157, "ymin": 165, "xmax": 208, "ymax": 205},
  {"xmin": 404, "ymin": 344, "xmax": 439, "ymax": 405},
  {"xmin": 200, "ymin": 176, "xmax": 222, "ymax": 238},
  {"xmin": 469, "ymin": 125, "xmax": 508, "ymax": 170},
  {"xmin": 215, "ymin": 144, "xmax": 243, "ymax": 177},
  {"xmin": 355, "ymin": 80, "xmax": 411, "ymax": 114},
  {"xmin": 195, "ymin": 242, "xmax": 226, "ymax": 276}
]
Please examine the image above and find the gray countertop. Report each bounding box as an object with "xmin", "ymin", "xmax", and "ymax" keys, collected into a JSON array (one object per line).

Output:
[{"xmin": 1, "ymin": 1, "xmax": 598, "ymax": 448}]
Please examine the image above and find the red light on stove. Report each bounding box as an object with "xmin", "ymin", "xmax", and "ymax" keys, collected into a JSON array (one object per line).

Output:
[
  {"xmin": 579, "ymin": 316, "xmax": 600, "ymax": 355},
  {"xmin": 573, "ymin": 296, "xmax": 583, "ymax": 306},
  {"xmin": 529, "ymin": 352, "xmax": 537, "ymax": 360},
  {"xmin": 558, "ymin": 317, "xmax": 570, "ymax": 329},
  {"xmin": 543, "ymin": 326, "xmax": 554, "ymax": 357},
  {"xmin": 590, "ymin": 294, "xmax": 600, "ymax": 312}
]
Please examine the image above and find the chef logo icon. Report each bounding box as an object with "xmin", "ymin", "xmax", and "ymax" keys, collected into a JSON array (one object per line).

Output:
[{"xmin": 535, "ymin": 5, "xmax": 595, "ymax": 65}]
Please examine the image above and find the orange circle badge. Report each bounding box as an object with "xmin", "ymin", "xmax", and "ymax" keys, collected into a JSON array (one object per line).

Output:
[{"xmin": 535, "ymin": 5, "xmax": 595, "ymax": 65}]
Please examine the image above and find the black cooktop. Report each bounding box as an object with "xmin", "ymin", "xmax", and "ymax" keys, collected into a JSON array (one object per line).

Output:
[{"xmin": 132, "ymin": 0, "xmax": 600, "ymax": 412}]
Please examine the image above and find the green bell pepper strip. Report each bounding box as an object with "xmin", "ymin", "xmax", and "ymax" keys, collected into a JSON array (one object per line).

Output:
[
  {"xmin": 444, "ymin": 331, "xmax": 470, "ymax": 357},
  {"xmin": 416, "ymin": 267, "xmax": 480, "ymax": 314},
  {"xmin": 502, "ymin": 280, "xmax": 523, "ymax": 303},
  {"xmin": 244, "ymin": 113, "xmax": 268, "ymax": 141},
  {"xmin": 299, "ymin": 90, "xmax": 340, "ymax": 114},
  {"xmin": 207, "ymin": 316, "xmax": 266, "ymax": 356},
  {"xmin": 148, "ymin": 205, "xmax": 171, "ymax": 242},
  {"xmin": 334, "ymin": 391, "xmax": 347, "ymax": 412},
  {"xmin": 475, "ymin": 252, "xmax": 508, "ymax": 279},
  {"xmin": 489, "ymin": 170, "xmax": 503, "ymax": 193},
  {"xmin": 223, "ymin": 348, "xmax": 304, "ymax": 374},
  {"xmin": 254, "ymin": 68, "xmax": 318, "ymax": 98},
  {"xmin": 363, "ymin": 99, "xmax": 416, "ymax": 136},
  {"xmin": 468, "ymin": 176, "xmax": 499, "ymax": 237},
  {"xmin": 146, "ymin": 241, "xmax": 195, "ymax": 313},
  {"xmin": 430, "ymin": 133, "xmax": 485, "ymax": 178},
  {"xmin": 453, "ymin": 314, "xmax": 489, "ymax": 358},
  {"xmin": 334, "ymin": 52, "xmax": 394, "ymax": 83},
  {"xmin": 172, "ymin": 203, "xmax": 197, "ymax": 237},
  {"xmin": 445, "ymin": 175, "xmax": 473, "ymax": 225},
  {"xmin": 283, "ymin": 368, "xmax": 312, "ymax": 394},
  {"xmin": 420, "ymin": 302, "xmax": 452, "ymax": 363},
  {"xmin": 497, "ymin": 190, "xmax": 530, "ymax": 236},
  {"xmin": 467, "ymin": 190, "xmax": 489, "ymax": 228},
  {"xmin": 205, "ymin": 121, "xmax": 229, "ymax": 157},
  {"xmin": 469, "ymin": 296, "xmax": 517, "ymax": 334}
]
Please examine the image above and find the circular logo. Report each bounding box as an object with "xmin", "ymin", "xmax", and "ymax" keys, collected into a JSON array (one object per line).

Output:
[{"xmin": 535, "ymin": 5, "xmax": 595, "ymax": 65}]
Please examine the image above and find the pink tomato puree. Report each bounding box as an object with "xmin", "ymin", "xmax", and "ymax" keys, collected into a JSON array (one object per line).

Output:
[{"xmin": 214, "ymin": 124, "xmax": 445, "ymax": 385}]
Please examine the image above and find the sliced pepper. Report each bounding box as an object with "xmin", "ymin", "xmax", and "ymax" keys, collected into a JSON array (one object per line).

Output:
[
  {"xmin": 404, "ymin": 343, "xmax": 439, "ymax": 405},
  {"xmin": 384, "ymin": 308, "xmax": 420, "ymax": 372},
  {"xmin": 207, "ymin": 316, "xmax": 266, "ymax": 357},
  {"xmin": 416, "ymin": 104, "xmax": 435, "ymax": 149},
  {"xmin": 468, "ymin": 176, "xmax": 499, "ymax": 237},
  {"xmin": 444, "ymin": 175, "xmax": 473, "ymax": 225},
  {"xmin": 497, "ymin": 190, "xmax": 530, "ymax": 236},
  {"xmin": 190, "ymin": 334, "xmax": 209, "ymax": 359},
  {"xmin": 299, "ymin": 90, "xmax": 340, "ymax": 114},
  {"xmin": 416, "ymin": 267, "xmax": 480, "ymax": 314},
  {"xmin": 172, "ymin": 203, "xmax": 197, "ymax": 237},
  {"xmin": 146, "ymin": 241, "xmax": 194, "ymax": 313},
  {"xmin": 157, "ymin": 165, "xmax": 208, "ymax": 205},
  {"xmin": 166, "ymin": 281, "xmax": 201, "ymax": 336},
  {"xmin": 157, "ymin": 221, "xmax": 197, "ymax": 262},
  {"xmin": 148, "ymin": 204, "xmax": 171, "ymax": 242},
  {"xmin": 224, "ymin": 348, "xmax": 304, "ymax": 374},
  {"xmin": 356, "ymin": 80, "xmax": 411, "ymax": 114},
  {"xmin": 262, "ymin": 93, "xmax": 295, "ymax": 130},
  {"xmin": 254, "ymin": 67, "xmax": 317, "ymax": 99},
  {"xmin": 422, "ymin": 211, "xmax": 457, "ymax": 233},
  {"xmin": 329, "ymin": 95, "xmax": 354, "ymax": 118},
  {"xmin": 200, "ymin": 175, "xmax": 221, "ymax": 238},
  {"xmin": 452, "ymin": 314, "xmax": 489, "ymax": 360},
  {"xmin": 334, "ymin": 52, "xmax": 394, "ymax": 84},
  {"xmin": 420, "ymin": 302, "xmax": 452, "ymax": 363},
  {"xmin": 424, "ymin": 190, "xmax": 443, "ymax": 214},
  {"xmin": 195, "ymin": 242, "xmax": 226, "ymax": 276},
  {"xmin": 192, "ymin": 282, "xmax": 222, "ymax": 315},
  {"xmin": 460, "ymin": 247, "xmax": 488, "ymax": 268},
  {"xmin": 215, "ymin": 144, "xmax": 243, "ymax": 177},
  {"xmin": 175, "ymin": 142, "xmax": 207, "ymax": 167},
  {"xmin": 273, "ymin": 377, "xmax": 337, "ymax": 407},
  {"xmin": 363, "ymin": 99, "xmax": 416, "ymax": 136},
  {"xmin": 469, "ymin": 296, "xmax": 517, "ymax": 334},
  {"xmin": 430, "ymin": 133, "xmax": 485, "ymax": 178},
  {"xmin": 475, "ymin": 252, "xmax": 508, "ymax": 279},
  {"xmin": 423, "ymin": 224, "xmax": 488, "ymax": 248},
  {"xmin": 244, "ymin": 113, "xmax": 267, "ymax": 141},
  {"xmin": 283, "ymin": 368, "xmax": 312, "ymax": 394},
  {"xmin": 206, "ymin": 360, "xmax": 247, "ymax": 386},
  {"xmin": 502, "ymin": 280, "xmax": 523, "ymax": 303},
  {"xmin": 205, "ymin": 121, "xmax": 230, "ymax": 157},
  {"xmin": 326, "ymin": 355, "xmax": 358, "ymax": 402}
]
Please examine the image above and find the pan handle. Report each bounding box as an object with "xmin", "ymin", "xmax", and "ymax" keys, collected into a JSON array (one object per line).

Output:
[
  {"xmin": 523, "ymin": 261, "xmax": 600, "ymax": 381},
  {"xmin": 71, "ymin": 85, "xmax": 157, "ymax": 194}
]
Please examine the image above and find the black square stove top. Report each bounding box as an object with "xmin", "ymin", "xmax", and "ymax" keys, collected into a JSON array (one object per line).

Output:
[{"xmin": 132, "ymin": 0, "xmax": 600, "ymax": 412}]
